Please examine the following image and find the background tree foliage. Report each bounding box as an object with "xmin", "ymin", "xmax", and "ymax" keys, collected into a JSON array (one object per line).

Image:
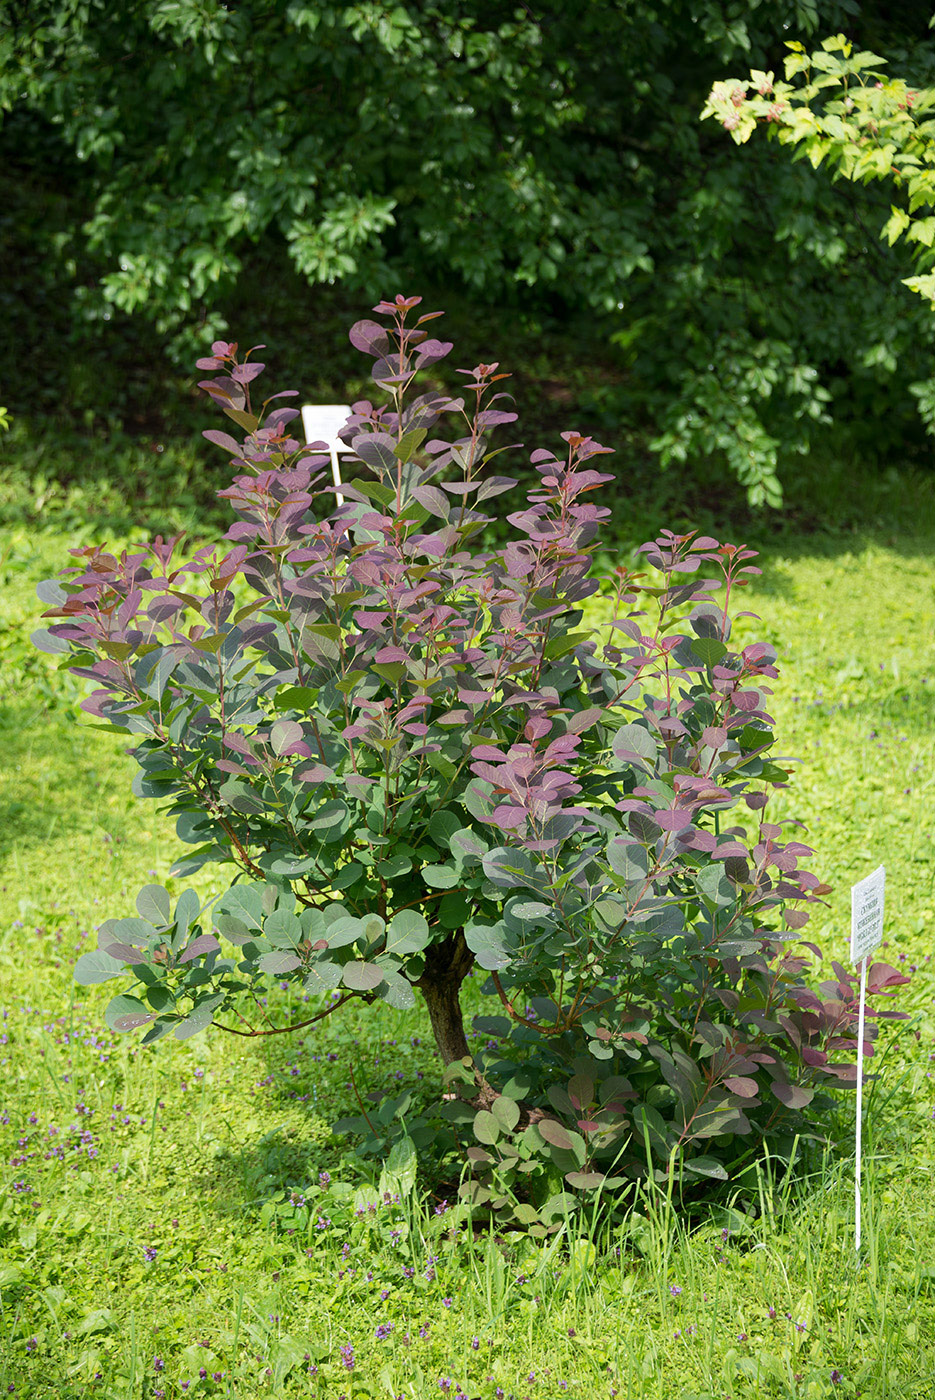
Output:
[{"xmin": 3, "ymin": 0, "xmax": 935, "ymax": 503}]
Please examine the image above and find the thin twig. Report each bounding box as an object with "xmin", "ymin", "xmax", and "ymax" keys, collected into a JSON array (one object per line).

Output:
[{"xmin": 214, "ymin": 992, "xmax": 355, "ymax": 1037}]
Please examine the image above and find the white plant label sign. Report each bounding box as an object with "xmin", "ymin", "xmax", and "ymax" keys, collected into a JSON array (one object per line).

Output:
[
  {"xmin": 850, "ymin": 863, "xmax": 885, "ymax": 1257},
  {"xmin": 850, "ymin": 864, "xmax": 885, "ymax": 965}
]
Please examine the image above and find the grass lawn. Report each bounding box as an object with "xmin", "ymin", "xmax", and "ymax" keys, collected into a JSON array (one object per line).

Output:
[{"xmin": 1, "ymin": 464, "xmax": 935, "ymax": 1400}]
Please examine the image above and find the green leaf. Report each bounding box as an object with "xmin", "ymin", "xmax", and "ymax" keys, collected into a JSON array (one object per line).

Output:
[
  {"xmin": 611, "ymin": 724, "xmax": 656, "ymax": 770},
  {"xmin": 383, "ymin": 909, "xmax": 430, "ymax": 956},
  {"xmin": 323, "ymin": 915, "xmax": 364, "ymax": 949},
  {"xmin": 174, "ymin": 888, "xmax": 201, "ymax": 938},
  {"xmin": 564, "ymin": 1171, "xmax": 606, "ymax": 1191},
  {"xmin": 376, "ymin": 853, "xmax": 412, "ymax": 879},
  {"xmin": 304, "ymin": 961, "xmax": 343, "ymax": 995},
  {"xmin": 224, "ymin": 408, "xmax": 259, "ymax": 432},
  {"xmin": 332, "ymin": 860, "xmax": 365, "ymax": 889},
  {"xmin": 393, "ymin": 426, "xmax": 428, "ymax": 462},
  {"xmin": 350, "ymin": 478, "xmax": 396, "ymax": 507},
  {"xmin": 361, "ymin": 915, "xmax": 385, "ymax": 943},
  {"xmin": 257, "ymin": 951, "xmax": 302, "ymax": 975},
  {"xmin": 271, "ymin": 719, "xmax": 303, "ymax": 754},
  {"xmin": 428, "ymin": 809, "xmax": 462, "ymax": 846},
  {"xmin": 439, "ymin": 889, "xmax": 473, "ymax": 930},
  {"xmin": 342, "ymin": 961, "xmax": 384, "ymax": 992},
  {"xmin": 140, "ymin": 1018, "xmax": 176, "ymax": 1046},
  {"xmin": 509, "ymin": 900, "xmax": 551, "ymax": 923},
  {"xmin": 76, "ymin": 1309, "xmax": 115, "ymax": 1337},
  {"xmin": 307, "ymin": 800, "xmax": 349, "ymax": 839},
  {"xmin": 463, "ymin": 921, "xmax": 512, "ymax": 971},
  {"xmin": 607, "ymin": 838, "xmax": 649, "ymax": 882},
  {"xmin": 696, "ymin": 865, "xmax": 734, "ymax": 907},
  {"xmin": 377, "ymin": 970, "xmax": 417, "ymax": 1010},
  {"xmin": 682, "ymin": 1155, "xmax": 729, "ymax": 1181},
  {"xmin": 74, "ymin": 949, "xmax": 127, "ymax": 985},
  {"xmin": 263, "ymin": 908, "xmax": 303, "ymax": 947},
  {"xmin": 215, "ymin": 913, "xmax": 252, "ymax": 945},
  {"xmin": 463, "ymin": 777, "xmax": 494, "ymax": 822},
  {"xmin": 373, "ymin": 661, "xmax": 406, "ymax": 683},
  {"xmin": 136, "ymin": 884, "xmax": 172, "ymax": 927},
  {"xmin": 473, "ymin": 1110, "xmax": 500, "ymax": 1145},
  {"xmin": 104, "ymin": 994, "xmax": 157, "ymax": 1033},
  {"xmin": 422, "ymin": 862, "xmax": 459, "ymax": 889},
  {"xmin": 491, "ymin": 1096, "xmax": 520, "ymax": 1133},
  {"xmin": 449, "ymin": 827, "xmax": 488, "ymax": 866},
  {"xmin": 382, "ymin": 1134, "xmax": 418, "ymax": 1195},
  {"xmin": 174, "ymin": 994, "xmax": 225, "ymax": 1040},
  {"xmin": 274, "ymin": 685, "xmax": 318, "ymax": 710},
  {"xmin": 691, "ymin": 637, "xmax": 728, "ymax": 666},
  {"xmin": 544, "ymin": 630, "xmax": 591, "ymax": 659}
]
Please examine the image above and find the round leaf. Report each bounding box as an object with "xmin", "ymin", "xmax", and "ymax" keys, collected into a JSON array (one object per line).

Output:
[
  {"xmin": 304, "ymin": 960, "xmax": 342, "ymax": 995},
  {"xmin": 564, "ymin": 1171, "xmax": 606, "ymax": 1191},
  {"xmin": 257, "ymin": 950, "xmax": 302, "ymax": 975},
  {"xmin": 135, "ymin": 884, "xmax": 172, "ymax": 927},
  {"xmin": 491, "ymin": 1096, "xmax": 520, "ymax": 1134},
  {"xmin": 473, "ymin": 1110, "xmax": 501, "ymax": 1145},
  {"xmin": 384, "ymin": 909, "xmax": 430, "ymax": 956},
  {"xmin": 342, "ymin": 962, "xmax": 384, "ymax": 992},
  {"xmin": 74, "ymin": 949, "xmax": 127, "ymax": 985},
  {"xmin": 105, "ymin": 994, "xmax": 156, "ymax": 1034},
  {"xmin": 377, "ymin": 970, "xmax": 417, "ymax": 1010},
  {"xmin": 538, "ymin": 1118, "xmax": 574, "ymax": 1151},
  {"xmin": 422, "ymin": 863, "xmax": 459, "ymax": 889},
  {"xmin": 174, "ymin": 995, "xmax": 224, "ymax": 1040},
  {"xmin": 611, "ymin": 723, "xmax": 656, "ymax": 769},
  {"xmin": 271, "ymin": 719, "xmax": 303, "ymax": 755}
]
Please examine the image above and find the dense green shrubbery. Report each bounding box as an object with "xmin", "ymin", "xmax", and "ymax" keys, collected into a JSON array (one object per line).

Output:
[
  {"xmin": 705, "ymin": 32, "xmax": 935, "ymax": 440},
  {"xmin": 6, "ymin": 3, "xmax": 935, "ymax": 501}
]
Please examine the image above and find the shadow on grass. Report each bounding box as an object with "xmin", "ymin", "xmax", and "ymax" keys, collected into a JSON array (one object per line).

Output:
[
  {"xmin": 0, "ymin": 696, "xmax": 140, "ymax": 852},
  {"xmin": 198, "ymin": 995, "xmax": 457, "ymax": 1220}
]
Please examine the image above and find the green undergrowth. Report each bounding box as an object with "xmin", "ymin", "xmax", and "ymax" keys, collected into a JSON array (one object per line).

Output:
[{"xmin": 2, "ymin": 471, "xmax": 935, "ymax": 1398}]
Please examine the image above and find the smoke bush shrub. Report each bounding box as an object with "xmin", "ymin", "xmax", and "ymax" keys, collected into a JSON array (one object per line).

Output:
[{"xmin": 34, "ymin": 295, "xmax": 907, "ymax": 1220}]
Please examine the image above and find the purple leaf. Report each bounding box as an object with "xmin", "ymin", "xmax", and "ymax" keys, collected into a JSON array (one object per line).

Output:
[
  {"xmin": 230, "ymin": 362, "xmax": 265, "ymax": 384},
  {"xmin": 102, "ymin": 941, "xmax": 148, "ymax": 965},
  {"xmin": 866, "ymin": 962, "xmax": 911, "ymax": 992},
  {"xmin": 538, "ymin": 1118, "xmax": 574, "ymax": 1151},
  {"xmin": 179, "ymin": 934, "xmax": 221, "ymax": 963},
  {"xmin": 271, "ymin": 719, "xmax": 303, "ymax": 756},
  {"xmin": 114, "ymin": 1012, "xmax": 158, "ymax": 1032},
  {"xmin": 349, "ymin": 319, "xmax": 392, "ymax": 357},
  {"xmin": 203, "ymin": 429, "xmax": 243, "ymax": 454},
  {"xmin": 723, "ymin": 1076, "xmax": 759, "ymax": 1098},
  {"xmin": 771, "ymin": 1082, "xmax": 813, "ymax": 1110}
]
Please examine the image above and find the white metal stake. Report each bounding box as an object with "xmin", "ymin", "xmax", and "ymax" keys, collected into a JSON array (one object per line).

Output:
[
  {"xmin": 849, "ymin": 863, "xmax": 884, "ymax": 1260},
  {"xmin": 854, "ymin": 952, "xmax": 868, "ymax": 1257}
]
